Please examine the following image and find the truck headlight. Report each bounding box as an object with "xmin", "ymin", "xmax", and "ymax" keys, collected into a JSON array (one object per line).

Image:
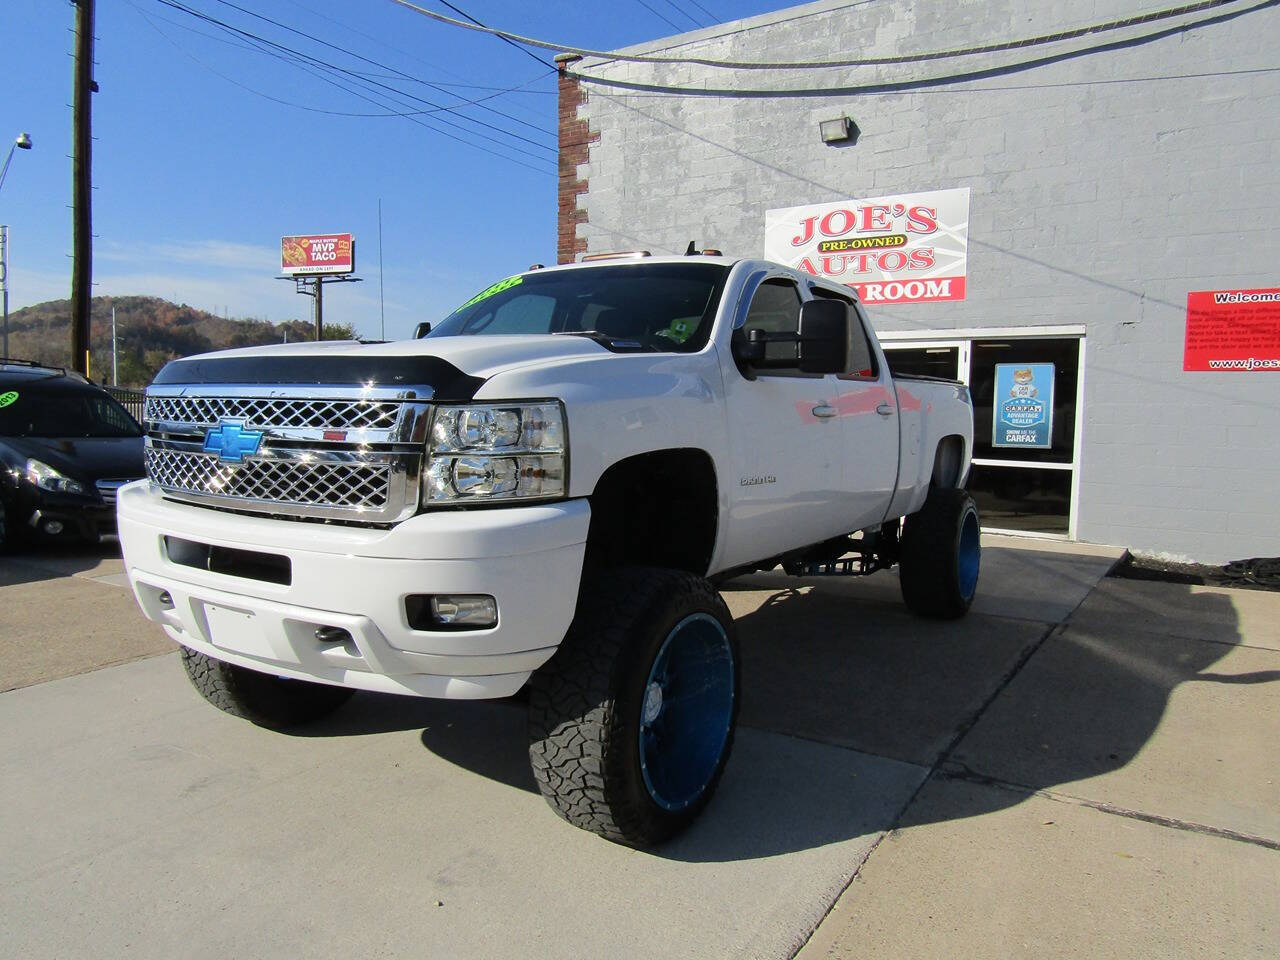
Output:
[
  {"xmin": 25, "ymin": 459, "xmax": 88, "ymax": 495},
  {"xmin": 423, "ymin": 402, "xmax": 566, "ymax": 504}
]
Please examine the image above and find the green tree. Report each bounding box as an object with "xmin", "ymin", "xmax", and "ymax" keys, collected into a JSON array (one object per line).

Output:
[{"xmin": 322, "ymin": 322, "xmax": 357, "ymax": 340}]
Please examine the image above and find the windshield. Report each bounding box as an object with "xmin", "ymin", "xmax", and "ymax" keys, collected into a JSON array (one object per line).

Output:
[
  {"xmin": 0, "ymin": 387, "xmax": 143, "ymax": 438},
  {"xmin": 428, "ymin": 262, "xmax": 731, "ymax": 352}
]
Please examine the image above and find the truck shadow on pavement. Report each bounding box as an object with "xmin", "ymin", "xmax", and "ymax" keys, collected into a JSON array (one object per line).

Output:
[
  {"xmin": 0, "ymin": 538, "xmax": 122, "ymax": 587},
  {"xmin": 295, "ymin": 571, "xmax": 1251, "ymax": 861}
]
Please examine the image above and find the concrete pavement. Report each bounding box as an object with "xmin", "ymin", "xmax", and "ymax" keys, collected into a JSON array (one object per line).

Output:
[
  {"xmin": 1, "ymin": 535, "xmax": 1276, "ymax": 958},
  {"xmin": 802, "ymin": 548, "xmax": 1280, "ymax": 959}
]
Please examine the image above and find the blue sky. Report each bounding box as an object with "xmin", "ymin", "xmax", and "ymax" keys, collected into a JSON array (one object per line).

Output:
[{"xmin": 1, "ymin": 0, "xmax": 794, "ymax": 340}]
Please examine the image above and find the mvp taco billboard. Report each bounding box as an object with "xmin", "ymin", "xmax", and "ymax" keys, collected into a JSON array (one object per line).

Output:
[
  {"xmin": 280, "ymin": 233, "xmax": 355, "ymax": 276},
  {"xmin": 764, "ymin": 188, "xmax": 969, "ymax": 305}
]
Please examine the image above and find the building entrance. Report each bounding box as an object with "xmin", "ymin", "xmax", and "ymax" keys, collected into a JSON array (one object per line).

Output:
[{"xmin": 881, "ymin": 329, "xmax": 1085, "ymax": 538}]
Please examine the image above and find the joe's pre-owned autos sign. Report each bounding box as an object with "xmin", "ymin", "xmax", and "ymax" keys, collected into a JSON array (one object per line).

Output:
[
  {"xmin": 280, "ymin": 233, "xmax": 355, "ymax": 276},
  {"xmin": 765, "ymin": 188, "xmax": 969, "ymax": 304}
]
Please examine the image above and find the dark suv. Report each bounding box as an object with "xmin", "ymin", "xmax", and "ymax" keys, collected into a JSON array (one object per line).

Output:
[{"xmin": 0, "ymin": 359, "xmax": 145, "ymax": 546}]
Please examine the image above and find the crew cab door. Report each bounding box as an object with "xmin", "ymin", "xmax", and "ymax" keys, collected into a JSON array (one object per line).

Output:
[
  {"xmin": 823, "ymin": 295, "xmax": 900, "ymax": 530},
  {"xmin": 717, "ymin": 274, "xmax": 843, "ymax": 568}
]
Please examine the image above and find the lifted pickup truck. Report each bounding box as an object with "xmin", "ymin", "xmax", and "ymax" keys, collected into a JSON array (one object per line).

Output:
[{"xmin": 118, "ymin": 254, "xmax": 977, "ymax": 847}]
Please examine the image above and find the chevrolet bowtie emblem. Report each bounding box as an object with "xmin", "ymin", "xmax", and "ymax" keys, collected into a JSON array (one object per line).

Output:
[{"xmin": 203, "ymin": 418, "xmax": 264, "ymax": 463}]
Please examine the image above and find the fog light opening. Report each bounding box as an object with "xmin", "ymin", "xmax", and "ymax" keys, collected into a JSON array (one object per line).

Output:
[
  {"xmin": 405, "ymin": 594, "xmax": 498, "ymax": 631},
  {"xmin": 157, "ymin": 590, "xmax": 174, "ymax": 609}
]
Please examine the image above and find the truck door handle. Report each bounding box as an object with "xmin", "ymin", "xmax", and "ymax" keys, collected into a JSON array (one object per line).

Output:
[
  {"xmin": 812, "ymin": 403, "xmax": 837, "ymax": 419},
  {"xmin": 876, "ymin": 403, "xmax": 895, "ymax": 417}
]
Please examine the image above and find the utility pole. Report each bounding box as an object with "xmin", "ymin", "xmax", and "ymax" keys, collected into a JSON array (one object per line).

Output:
[
  {"xmin": 1, "ymin": 226, "xmax": 9, "ymax": 359},
  {"xmin": 111, "ymin": 305, "xmax": 117, "ymax": 385},
  {"xmin": 378, "ymin": 199, "xmax": 386, "ymax": 340},
  {"xmin": 70, "ymin": 0, "xmax": 96, "ymax": 377},
  {"xmin": 313, "ymin": 276, "xmax": 323, "ymax": 340}
]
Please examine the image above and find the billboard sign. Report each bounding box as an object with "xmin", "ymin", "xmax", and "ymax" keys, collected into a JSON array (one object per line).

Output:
[
  {"xmin": 765, "ymin": 188, "xmax": 969, "ymax": 305},
  {"xmin": 280, "ymin": 233, "xmax": 355, "ymax": 275},
  {"xmin": 993, "ymin": 363, "xmax": 1055, "ymax": 449},
  {"xmin": 1184, "ymin": 288, "xmax": 1280, "ymax": 372}
]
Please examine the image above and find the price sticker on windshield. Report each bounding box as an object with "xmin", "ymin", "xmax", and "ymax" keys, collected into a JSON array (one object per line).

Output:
[
  {"xmin": 0, "ymin": 391, "xmax": 18, "ymax": 409},
  {"xmin": 458, "ymin": 275, "xmax": 523, "ymax": 310}
]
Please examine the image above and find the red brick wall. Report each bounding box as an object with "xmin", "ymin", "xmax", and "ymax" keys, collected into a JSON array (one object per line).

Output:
[{"xmin": 557, "ymin": 56, "xmax": 598, "ymax": 264}]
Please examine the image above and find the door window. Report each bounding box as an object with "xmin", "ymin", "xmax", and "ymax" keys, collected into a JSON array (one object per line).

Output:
[
  {"xmin": 970, "ymin": 339, "xmax": 1079, "ymax": 465},
  {"xmin": 884, "ymin": 346, "xmax": 961, "ymax": 380},
  {"xmin": 967, "ymin": 464, "xmax": 1071, "ymax": 534},
  {"xmin": 742, "ymin": 279, "xmax": 802, "ymax": 368}
]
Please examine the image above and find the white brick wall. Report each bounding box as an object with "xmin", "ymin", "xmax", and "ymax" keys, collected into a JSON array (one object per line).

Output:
[{"xmin": 572, "ymin": 0, "xmax": 1280, "ymax": 562}]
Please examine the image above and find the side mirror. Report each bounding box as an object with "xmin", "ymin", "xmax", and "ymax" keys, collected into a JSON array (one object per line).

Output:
[
  {"xmin": 413, "ymin": 321, "xmax": 432, "ymax": 339},
  {"xmin": 797, "ymin": 300, "xmax": 850, "ymax": 374}
]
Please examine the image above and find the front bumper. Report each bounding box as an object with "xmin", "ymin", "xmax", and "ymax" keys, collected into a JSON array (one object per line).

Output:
[
  {"xmin": 7, "ymin": 495, "xmax": 116, "ymax": 542},
  {"xmin": 117, "ymin": 481, "xmax": 590, "ymax": 699}
]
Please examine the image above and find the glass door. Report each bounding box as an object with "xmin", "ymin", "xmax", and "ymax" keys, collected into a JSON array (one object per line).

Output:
[
  {"xmin": 880, "ymin": 333, "xmax": 1085, "ymax": 539},
  {"xmin": 881, "ymin": 341, "xmax": 968, "ymax": 381},
  {"xmin": 966, "ymin": 337, "xmax": 1082, "ymax": 536}
]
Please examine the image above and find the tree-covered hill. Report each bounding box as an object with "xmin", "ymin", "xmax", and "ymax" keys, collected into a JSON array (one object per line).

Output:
[{"xmin": 3, "ymin": 296, "xmax": 356, "ymax": 387}]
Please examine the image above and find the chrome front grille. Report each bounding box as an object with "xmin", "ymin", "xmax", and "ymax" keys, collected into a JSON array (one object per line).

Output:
[
  {"xmin": 143, "ymin": 385, "xmax": 432, "ymax": 524},
  {"xmin": 146, "ymin": 449, "xmax": 391, "ymax": 511},
  {"xmin": 145, "ymin": 395, "xmax": 400, "ymax": 432}
]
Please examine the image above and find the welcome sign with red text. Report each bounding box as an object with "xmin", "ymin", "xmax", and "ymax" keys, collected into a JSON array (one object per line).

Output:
[
  {"xmin": 765, "ymin": 188, "xmax": 969, "ymax": 304},
  {"xmin": 1184, "ymin": 288, "xmax": 1280, "ymax": 372}
]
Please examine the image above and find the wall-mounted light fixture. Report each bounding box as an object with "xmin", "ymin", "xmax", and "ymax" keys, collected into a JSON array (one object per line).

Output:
[{"xmin": 819, "ymin": 116, "xmax": 858, "ymax": 145}]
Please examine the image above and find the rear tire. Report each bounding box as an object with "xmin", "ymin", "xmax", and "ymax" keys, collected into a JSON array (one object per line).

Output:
[
  {"xmin": 899, "ymin": 488, "xmax": 981, "ymax": 619},
  {"xmin": 527, "ymin": 567, "xmax": 739, "ymax": 848},
  {"xmin": 180, "ymin": 646, "xmax": 354, "ymax": 729}
]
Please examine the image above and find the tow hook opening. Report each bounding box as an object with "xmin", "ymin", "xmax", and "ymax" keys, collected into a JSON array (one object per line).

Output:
[{"xmin": 313, "ymin": 625, "xmax": 359, "ymax": 658}]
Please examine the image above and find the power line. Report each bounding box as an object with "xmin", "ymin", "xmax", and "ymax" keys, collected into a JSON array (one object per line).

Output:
[
  {"xmin": 566, "ymin": 0, "xmax": 1278, "ymax": 100},
  {"xmin": 280, "ymin": 0, "xmax": 556, "ymax": 135},
  {"xmin": 658, "ymin": 0, "xmax": 710, "ymax": 29},
  {"xmin": 587, "ymin": 64, "xmax": 1280, "ymax": 99},
  {"xmin": 136, "ymin": 0, "xmax": 551, "ymax": 96},
  {"xmin": 137, "ymin": 1, "xmax": 555, "ymax": 173},
  {"xmin": 200, "ymin": 0, "xmax": 555, "ymax": 137},
  {"xmin": 686, "ymin": 0, "xmax": 722, "ymax": 25},
  {"xmin": 153, "ymin": 0, "xmax": 556, "ymax": 157},
  {"xmin": 634, "ymin": 0, "xmax": 684, "ymax": 32},
  {"xmin": 432, "ymin": 0, "xmax": 557, "ymax": 70},
  {"xmin": 137, "ymin": 2, "xmax": 553, "ymax": 112},
  {"xmin": 386, "ymin": 0, "xmax": 1261, "ymax": 70},
  {"xmin": 134, "ymin": 5, "xmax": 453, "ymax": 117}
]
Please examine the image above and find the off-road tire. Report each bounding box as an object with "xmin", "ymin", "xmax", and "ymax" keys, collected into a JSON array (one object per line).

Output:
[
  {"xmin": 899, "ymin": 487, "xmax": 981, "ymax": 619},
  {"xmin": 180, "ymin": 646, "xmax": 354, "ymax": 729},
  {"xmin": 527, "ymin": 567, "xmax": 739, "ymax": 848}
]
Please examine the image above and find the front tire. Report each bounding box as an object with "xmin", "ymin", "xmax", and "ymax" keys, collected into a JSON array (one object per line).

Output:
[
  {"xmin": 180, "ymin": 646, "xmax": 354, "ymax": 729},
  {"xmin": 899, "ymin": 487, "xmax": 981, "ymax": 619},
  {"xmin": 528, "ymin": 568, "xmax": 739, "ymax": 847}
]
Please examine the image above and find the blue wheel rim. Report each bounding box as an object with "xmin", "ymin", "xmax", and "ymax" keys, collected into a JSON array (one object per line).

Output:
[
  {"xmin": 957, "ymin": 508, "xmax": 981, "ymax": 601},
  {"xmin": 638, "ymin": 612, "xmax": 735, "ymax": 812}
]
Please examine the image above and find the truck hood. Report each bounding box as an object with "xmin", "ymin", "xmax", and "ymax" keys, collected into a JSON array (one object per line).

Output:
[{"xmin": 152, "ymin": 336, "xmax": 611, "ymax": 400}]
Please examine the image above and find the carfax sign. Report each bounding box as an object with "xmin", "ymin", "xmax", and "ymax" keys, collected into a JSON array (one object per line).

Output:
[
  {"xmin": 280, "ymin": 233, "xmax": 355, "ymax": 276},
  {"xmin": 764, "ymin": 188, "xmax": 969, "ymax": 305},
  {"xmin": 993, "ymin": 363, "xmax": 1054, "ymax": 449}
]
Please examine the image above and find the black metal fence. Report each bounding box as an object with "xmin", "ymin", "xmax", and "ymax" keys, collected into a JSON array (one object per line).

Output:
[{"xmin": 105, "ymin": 386, "xmax": 145, "ymax": 423}]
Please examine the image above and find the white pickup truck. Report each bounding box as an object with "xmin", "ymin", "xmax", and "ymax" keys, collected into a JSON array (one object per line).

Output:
[{"xmin": 118, "ymin": 254, "xmax": 977, "ymax": 847}]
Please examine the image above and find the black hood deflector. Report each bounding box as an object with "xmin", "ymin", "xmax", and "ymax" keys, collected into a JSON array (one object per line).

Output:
[{"xmin": 152, "ymin": 354, "xmax": 486, "ymax": 401}]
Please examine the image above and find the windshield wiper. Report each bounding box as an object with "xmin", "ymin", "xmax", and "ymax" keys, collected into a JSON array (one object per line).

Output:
[{"xmin": 553, "ymin": 330, "xmax": 653, "ymax": 352}]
